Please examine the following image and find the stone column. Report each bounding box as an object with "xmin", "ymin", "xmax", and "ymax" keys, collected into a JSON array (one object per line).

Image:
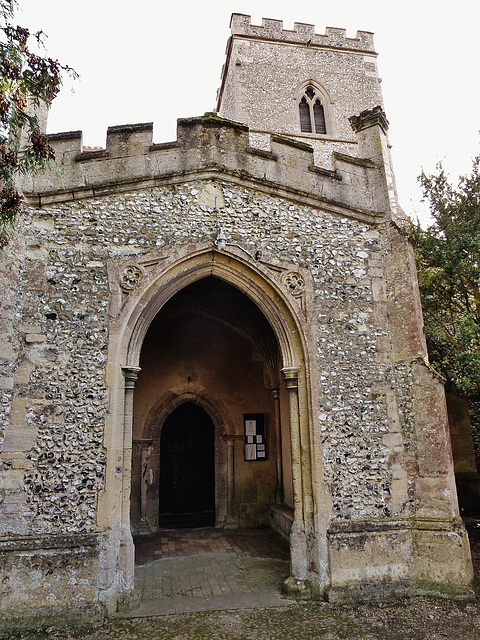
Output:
[
  {"xmin": 223, "ymin": 434, "xmax": 242, "ymax": 527},
  {"xmin": 117, "ymin": 365, "xmax": 141, "ymax": 602},
  {"xmin": 273, "ymin": 388, "xmax": 284, "ymax": 504},
  {"xmin": 282, "ymin": 366, "xmax": 309, "ymax": 595},
  {"xmin": 122, "ymin": 367, "xmax": 141, "ymax": 528}
]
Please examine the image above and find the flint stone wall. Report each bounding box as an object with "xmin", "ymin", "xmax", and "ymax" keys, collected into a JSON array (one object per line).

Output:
[{"xmin": 4, "ymin": 181, "xmax": 401, "ymax": 530}]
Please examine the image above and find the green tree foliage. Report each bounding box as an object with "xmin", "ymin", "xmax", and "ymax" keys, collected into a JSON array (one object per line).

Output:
[
  {"xmin": 0, "ymin": 0, "xmax": 74, "ymax": 245},
  {"xmin": 408, "ymin": 156, "xmax": 480, "ymax": 393}
]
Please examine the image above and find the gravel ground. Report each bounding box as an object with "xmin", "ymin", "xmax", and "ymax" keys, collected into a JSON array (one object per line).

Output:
[
  {"xmin": 4, "ymin": 523, "xmax": 480, "ymax": 640},
  {"xmin": 7, "ymin": 597, "xmax": 480, "ymax": 640}
]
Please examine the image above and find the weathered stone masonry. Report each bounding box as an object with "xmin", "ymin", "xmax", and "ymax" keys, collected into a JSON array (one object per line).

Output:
[{"xmin": 0, "ymin": 13, "xmax": 474, "ymax": 630}]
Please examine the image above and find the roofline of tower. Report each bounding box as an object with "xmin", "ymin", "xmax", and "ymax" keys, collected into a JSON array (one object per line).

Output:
[{"xmin": 216, "ymin": 13, "xmax": 377, "ymax": 114}]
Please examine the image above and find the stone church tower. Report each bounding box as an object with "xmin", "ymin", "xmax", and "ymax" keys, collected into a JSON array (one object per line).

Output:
[
  {"xmin": 218, "ymin": 15, "xmax": 382, "ymax": 158},
  {"xmin": 0, "ymin": 14, "xmax": 473, "ymax": 631}
]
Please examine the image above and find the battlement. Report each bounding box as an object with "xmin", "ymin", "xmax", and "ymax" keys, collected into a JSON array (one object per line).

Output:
[
  {"xmin": 24, "ymin": 111, "xmax": 390, "ymax": 220},
  {"xmin": 229, "ymin": 13, "xmax": 375, "ymax": 52}
]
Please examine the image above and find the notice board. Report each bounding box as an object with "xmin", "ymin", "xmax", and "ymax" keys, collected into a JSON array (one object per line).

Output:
[{"xmin": 244, "ymin": 413, "xmax": 266, "ymax": 461}]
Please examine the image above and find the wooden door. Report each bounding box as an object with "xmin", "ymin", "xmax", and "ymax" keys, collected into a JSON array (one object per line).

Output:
[{"xmin": 159, "ymin": 402, "xmax": 215, "ymax": 527}]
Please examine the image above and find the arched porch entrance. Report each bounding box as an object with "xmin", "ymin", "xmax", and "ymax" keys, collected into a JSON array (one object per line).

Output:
[{"xmin": 106, "ymin": 246, "xmax": 325, "ymax": 600}]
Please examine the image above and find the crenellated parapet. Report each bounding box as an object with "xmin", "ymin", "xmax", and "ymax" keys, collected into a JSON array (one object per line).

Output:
[
  {"xmin": 24, "ymin": 111, "xmax": 391, "ymax": 221},
  {"xmin": 229, "ymin": 13, "xmax": 375, "ymax": 52}
]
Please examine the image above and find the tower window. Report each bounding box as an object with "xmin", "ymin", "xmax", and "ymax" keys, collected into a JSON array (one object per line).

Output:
[
  {"xmin": 299, "ymin": 86, "xmax": 327, "ymax": 135},
  {"xmin": 299, "ymin": 97, "xmax": 312, "ymax": 133}
]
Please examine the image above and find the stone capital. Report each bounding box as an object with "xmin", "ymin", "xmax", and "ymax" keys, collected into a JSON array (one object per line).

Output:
[
  {"xmin": 122, "ymin": 366, "xmax": 141, "ymax": 387},
  {"xmin": 281, "ymin": 366, "xmax": 300, "ymax": 389}
]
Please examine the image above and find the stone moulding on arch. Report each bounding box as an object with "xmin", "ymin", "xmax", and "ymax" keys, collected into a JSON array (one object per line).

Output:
[
  {"xmin": 142, "ymin": 387, "xmax": 233, "ymax": 442},
  {"xmin": 108, "ymin": 243, "xmax": 312, "ymax": 374}
]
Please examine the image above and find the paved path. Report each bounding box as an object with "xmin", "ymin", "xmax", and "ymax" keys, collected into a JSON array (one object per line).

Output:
[{"xmin": 120, "ymin": 528, "xmax": 295, "ymax": 617}]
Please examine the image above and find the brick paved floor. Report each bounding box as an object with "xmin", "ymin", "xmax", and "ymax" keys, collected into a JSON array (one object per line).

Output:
[
  {"xmin": 134, "ymin": 527, "xmax": 290, "ymax": 563},
  {"xmin": 122, "ymin": 528, "xmax": 294, "ymax": 616}
]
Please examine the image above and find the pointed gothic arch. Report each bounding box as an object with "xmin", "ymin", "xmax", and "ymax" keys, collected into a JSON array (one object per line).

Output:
[
  {"xmin": 103, "ymin": 244, "xmax": 328, "ymax": 596},
  {"xmin": 123, "ymin": 249, "xmax": 303, "ymax": 370}
]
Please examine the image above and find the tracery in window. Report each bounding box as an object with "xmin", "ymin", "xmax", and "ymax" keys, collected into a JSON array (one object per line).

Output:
[{"xmin": 299, "ymin": 85, "xmax": 327, "ymax": 135}]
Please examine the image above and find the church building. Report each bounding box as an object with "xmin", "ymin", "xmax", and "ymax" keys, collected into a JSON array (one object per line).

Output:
[{"xmin": 0, "ymin": 14, "xmax": 473, "ymax": 629}]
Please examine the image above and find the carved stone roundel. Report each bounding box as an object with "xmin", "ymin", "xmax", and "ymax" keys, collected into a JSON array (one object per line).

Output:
[
  {"xmin": 282, "ymin": 271, "xmax": 305, "ymax": 296},
  {"xmin": 120, "ymin": 265, "xmax": 145, "ymax": 291}
]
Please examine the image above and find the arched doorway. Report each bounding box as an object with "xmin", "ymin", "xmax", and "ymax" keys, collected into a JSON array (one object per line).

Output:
[
  {"xmin": 159, "ymin": 402, "xmax": 215, "ymax": 527},
  {"xmin": 130, "ymin": 276, "xmax": 293, "ymax": 534}
]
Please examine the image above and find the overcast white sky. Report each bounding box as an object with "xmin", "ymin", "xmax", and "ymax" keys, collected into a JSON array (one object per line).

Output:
[{"xmin": 15, "ymin": 0, "xmax": 480, "ymax": 222}]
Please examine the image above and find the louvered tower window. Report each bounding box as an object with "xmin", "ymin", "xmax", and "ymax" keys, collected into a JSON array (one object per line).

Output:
[
  {"xmin": 299, "ymin": 86, "xmax": 327, "ymax": 134},
  {"xmin": 299, "ymin": 97, "xmax": 312, "ymax": 133}
]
